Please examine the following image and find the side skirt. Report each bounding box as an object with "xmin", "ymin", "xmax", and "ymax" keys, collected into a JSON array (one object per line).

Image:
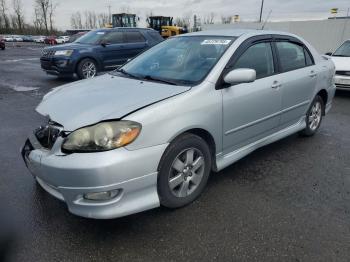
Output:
[{"xmin": 215, "ymin": 116, "xmax": 306, "ymax": 171}]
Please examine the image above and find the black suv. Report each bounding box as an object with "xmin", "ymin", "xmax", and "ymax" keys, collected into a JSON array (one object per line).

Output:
[{"xmin": 40, "ymin": 28, "xmax": 163, "ymax": 79}]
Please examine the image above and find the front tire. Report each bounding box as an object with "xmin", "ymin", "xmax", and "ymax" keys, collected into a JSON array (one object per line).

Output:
[
  {"xmin": 300, "ymin": 95, "xmax": 324, "ymax": 136},
  {"xmin": 77, "ymin": 58, "xmax": 97, "ymax": 79},
  {"xmin": 157, "ymin": 133, "xmax": 212, "ymax": 208}
]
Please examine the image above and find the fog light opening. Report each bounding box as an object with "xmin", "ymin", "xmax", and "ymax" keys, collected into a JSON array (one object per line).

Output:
[{"xmin": 84, "ymin": 189, "xmax": 120, "ymax": 201}]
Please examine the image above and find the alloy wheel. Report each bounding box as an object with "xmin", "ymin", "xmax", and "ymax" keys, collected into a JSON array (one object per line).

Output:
[
  {"xmin": 168, "ymin": 148, "xmax": 205, "ymax": 198},
  {"xmin": 309, "ymin": 101, "xmax": 322, "ymax": 131},
  {"xmin": 82, "ymin": 62, "xmax": 97, "ymax": 79}
]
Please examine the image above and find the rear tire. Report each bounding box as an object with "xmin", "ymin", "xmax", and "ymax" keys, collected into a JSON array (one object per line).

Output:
[
  {"xmin": 77, "ymin": 58, "xmax": 98, "ymax": 79},
  {"xmin": 157, "ymin": 133, "xmax": 212, "ymax": 208},
  {"xmin": 299, "ymin": 95, "xmax": 324, "ymax": 136}
]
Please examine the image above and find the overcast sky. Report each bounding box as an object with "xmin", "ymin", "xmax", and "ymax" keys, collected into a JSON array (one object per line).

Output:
[{"xmin": 16, "ymin": 0, "xmax": 350, "ymax": 29}]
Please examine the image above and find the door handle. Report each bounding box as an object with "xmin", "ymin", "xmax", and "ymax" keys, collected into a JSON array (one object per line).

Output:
[
  {"xmin": 309, "ymin": 71, "xmax": 317, "ymax": 77},
  {"xmin": 271, "ymin": 81, "xmax": 281, "ymax": 89}
]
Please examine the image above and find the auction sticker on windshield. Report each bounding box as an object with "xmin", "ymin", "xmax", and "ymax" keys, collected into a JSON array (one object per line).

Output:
[{"xmin": 201, "ymin": 39, "xmax": 231, "ymax": 45}]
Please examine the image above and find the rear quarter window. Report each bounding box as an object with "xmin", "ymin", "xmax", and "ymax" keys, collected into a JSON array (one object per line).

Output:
[{"xmin": 147, "ymin": 31, "xmax": 163, "ymax": 42}]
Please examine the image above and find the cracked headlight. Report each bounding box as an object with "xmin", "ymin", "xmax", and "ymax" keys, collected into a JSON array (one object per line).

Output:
[
  {"xmin": 54, "ymin": 50, "xmax": 74, "ymax": 56},
  {"xmin": 62, "ymin": 121, "xmax": 141, "ymax": 152}
]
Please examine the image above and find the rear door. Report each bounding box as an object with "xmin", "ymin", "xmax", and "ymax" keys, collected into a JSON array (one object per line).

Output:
[
  {"xmin": 221, "ymin": 36, "xmax": 282, "ymax": 153},
  {"xmin": 273, "ymin": 37, "xmax": 317, "ymax": 128},
  {"xmin": 123, "ymin": 31, "xmax": 148, "ymax": 60}
]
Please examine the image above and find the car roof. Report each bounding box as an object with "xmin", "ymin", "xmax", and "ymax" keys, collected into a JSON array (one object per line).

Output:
[
  {"xmin": 184, "ymin": 29, "xmax": 298, "ymax": 38},
  {"xmin": 94, "ymin": 27, "xmax": 155, "ymax": 32}
]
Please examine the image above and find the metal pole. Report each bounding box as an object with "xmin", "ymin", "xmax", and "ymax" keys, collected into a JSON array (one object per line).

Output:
[
  {"xmin": 259, "ymin": 0, "xmax": 265, "ymax": 23},
  {"xmin": 108, "ymin": 5, "xmax": 112, "ymax": 24}
]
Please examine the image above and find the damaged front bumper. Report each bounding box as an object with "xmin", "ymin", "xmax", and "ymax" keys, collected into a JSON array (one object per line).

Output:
[{"xmin": 21, "ymin": 129, "xmax": 167, "ymax": 219}]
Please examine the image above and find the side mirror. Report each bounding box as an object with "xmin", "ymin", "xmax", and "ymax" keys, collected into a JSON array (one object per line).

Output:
[
  {"xmin": 224, "ymin": 68, "xmax": 256, "ymax": 85},
  {"xmin": 325, "ymin": 52, "xmax": 332, "ymax": 56},
  {"xmin": 101, "ymin": 41, "xmax": 110, "ymax": 47}
]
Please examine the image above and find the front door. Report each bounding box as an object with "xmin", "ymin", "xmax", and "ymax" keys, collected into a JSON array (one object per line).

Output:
[
  {"xmin": 123, "ymin": 31, "xmax": 148, "ymax": 60},
  {"xmin": 99, "ymin": 31, "xmax": 126, "ymax": 68},
  {"xmin": 222, "ymin": 41, "xmax": 282, "ymax": 154}
]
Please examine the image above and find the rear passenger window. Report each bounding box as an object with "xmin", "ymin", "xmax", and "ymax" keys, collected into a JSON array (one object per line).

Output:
[
  {"xmin": 125, "ymin": 32, "xmax": 145, "ymax": 43},
  {"xmin": 233, "ymin": 42, "xmax": 275, "ymax": 79},
  {"xmin": 276, "ymin": 42, "xmax": 306, "ymax": 72}
]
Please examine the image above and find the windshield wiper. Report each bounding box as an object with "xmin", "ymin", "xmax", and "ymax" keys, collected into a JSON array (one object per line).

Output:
[
  {"xmin": 142, "ymin": 75, "xmax": 178, "ymax": 85},
  {"xmin": 332, "ymin": 54, "xmax": 349, "ymax": 57},
  {"xmin": 115, "ymin": 68, "xmax": 140, "ymax": 79}
]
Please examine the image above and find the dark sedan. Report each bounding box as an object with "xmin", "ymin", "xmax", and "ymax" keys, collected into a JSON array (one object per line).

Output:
[{"xmin": 40, "ymin": 28, "xmax": 163, "ymax": 79}]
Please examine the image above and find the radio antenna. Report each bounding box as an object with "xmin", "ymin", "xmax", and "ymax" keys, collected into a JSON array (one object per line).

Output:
[{"xmin": 261, "ymin": 10, "xmax": 272, "ymax": 30}]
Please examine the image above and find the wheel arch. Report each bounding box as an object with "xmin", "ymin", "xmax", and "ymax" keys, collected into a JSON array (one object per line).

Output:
[
  {"xmin": 316, "ymin": 89, "xmax": 328, "ymax": 115},
  {"xmin": 159, "ymin": 128, "xmax": 218, "ymax": 172},
  {"xmin": 75, "ymin": 56, "xmax": 102, "ymax": 73}
]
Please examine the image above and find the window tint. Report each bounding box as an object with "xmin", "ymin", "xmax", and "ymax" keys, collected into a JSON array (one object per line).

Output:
[
  {"xmin": 148, "ymin": 31, "xmax": 163, "ymax": 42},
  {"xmin": 304, "ymin": 48, "xmax": 314, "ymax": 66},
  {"xmin": 233, "ymin": 42, "xmax": 275, "ymax": 79},
  {"xmin": 103, "ymin": 31, "xmax": 124, "ymax": 44},
  {"xmin": 74, "ymin": 31, "xmax": 106, "ymax": 44},
  {"xmin": 276, "ymin": 42, "xmax": 306, "ymax": 72},
  {"xmin": 125, "ymin": 32, "xmax": 145, "ymax": 43}
]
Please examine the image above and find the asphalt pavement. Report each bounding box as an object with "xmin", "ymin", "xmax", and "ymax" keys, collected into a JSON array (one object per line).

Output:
[{"xmin": 0, "ymin": 43, "xmax": 350, "ymax": 262}]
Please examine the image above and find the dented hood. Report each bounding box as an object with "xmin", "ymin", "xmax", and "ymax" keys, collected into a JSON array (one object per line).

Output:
[{"xmin": 36, "ymin": 74, "xmax": 190, "ymax": 131}]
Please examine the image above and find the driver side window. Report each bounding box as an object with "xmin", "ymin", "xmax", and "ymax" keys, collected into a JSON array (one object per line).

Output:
[
  {"xmin": 233, "ymin": 42, "xmax": 275, "ymax": 79},
  {"xmin": 103, "ymin": 32, "xmax": 124, "ymax": 44}
]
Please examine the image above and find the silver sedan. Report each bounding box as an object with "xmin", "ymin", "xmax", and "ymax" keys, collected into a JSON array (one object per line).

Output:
[{"xmin": 22, "ymin": 29, "xmax": 336, "ymax": 219}]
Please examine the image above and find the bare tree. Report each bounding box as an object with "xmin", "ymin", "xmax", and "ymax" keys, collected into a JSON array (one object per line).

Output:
[
  {"xmin": 70, "ymin": 11, "xmax": 83, "ymax": 29},
  {"xmin": 203, "ymin": 12, "xmax": 215, "ymax": 24},
  {"xmin": 97, "ymin": 12, "xmax": 108, "ymax": 28},
  {"xmin": 35, "ymin": 0, "xmax": 49, "ymax": 34},
  {"xmin": 9, "ymin": 13, "xmax": 17, "ymax": 29},
  {"xmin": 48, "ymin": 0, "xmax": 57, "ymax": 32},
  {"xmin": 221, "ymin": 15, "xmax": 232, "ymax": 24},
  {"xmin": 12, "ymin": 0, "xmax": 24, "ymax": 32},
  {"xmin": 91, "ymin": 11, "xmax": 97, "ymax": 28},
  {"xmin": 33, "ymin": 6, "xmax": 44, "ymax": 33},
  {"xmin": 0, "ymin": 0, "xmax": 10, "ymax": 31},
  {"xmin": 83, "ymin": 10, "xmax": 98, "ymax": 29},
  {"xmin": 70, "ymin": 13, "xmax": 77, "ymax": 29},
  {"xmin": 182, "ymin": 11, "xmax": 192, "ymax": 27}
]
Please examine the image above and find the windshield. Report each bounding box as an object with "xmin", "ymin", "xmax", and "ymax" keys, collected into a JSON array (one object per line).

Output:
[
  {"xmin": 116, "ymin": 36, "xmax": 236, "ymax": 85},
  {"xmin": 74, "ymin": 30, "xmax": 106, "ymax": 44},
  {"xmin": 333, "ymin": 40, "xmax": 350, "ymax": 57}
]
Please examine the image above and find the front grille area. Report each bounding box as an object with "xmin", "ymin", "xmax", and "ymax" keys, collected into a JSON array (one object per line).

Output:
[
  {"xmin": 35, "ymin": 124, "xmax": 61, "ymax": 149},
  {"xmin": 336, "ymin": 71, "xmax": 350, "ymax": 76},
  {"xmin": 41, "ymin": 49, "xmax": 55, "ymax": 58}
]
